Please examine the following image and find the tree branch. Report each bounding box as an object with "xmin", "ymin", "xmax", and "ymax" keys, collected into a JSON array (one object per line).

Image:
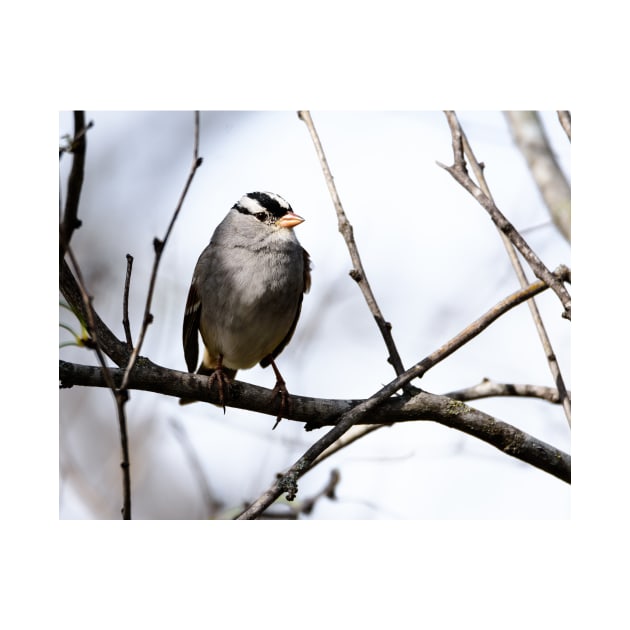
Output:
[
  {"xmin": 504, "ymin": 111, "xmax": 571, "ymax": 242},
  {"xmin": 445, "ymin": 378, "xmax": 569, "ymax": 405},
  {"xmin": 62, "ymin": 246, "xmax": 132, "ymax": 519},
  {"xmin": 233, "ymin": 372, "xmax": 570, "ymax": 518},
  {"xmin": 59, "ymin": 111, "xmax": 132, "ymax": 518},
  {"xmin": 122, "ymin": 254, "xmax": 134, "ymax": 347},
  {"xmin": 59, "ymin": 112, "xmax": 92, "ymax": 262},
  {"xmin": 557, "ymin": 110, "xmax": 571, "ymax": 141},
  {"xmin": 60, "ymin": 258, "xmax": 131, "ymax": 366},
  {"xmin": 313, "ymin": 425, "xmax": 385, "ymax": 468},
  {"xmin": 288, "ymin": 468, "xmax": 340, "ymax": 517},
  {"xmin": 60, "ymin": 358, "xmax": 570, "ymax": 486},
  {"xmin": 232, "ymin": 271, "xmax": 568, "ymax": 518},
  {"xmin": 439, "ymin": 111, "xmax": 572, "ymax": 320},
  {"xmin": 119, "ymin": 112, "xmax": 202, "ymax": 391},
  {"xmin": 297, "ymin": 110, "xmax": 408, "ymax": 382},
  {"xmin": 457, "ymin": 120, "xmax": 571, "ymax": 426}
]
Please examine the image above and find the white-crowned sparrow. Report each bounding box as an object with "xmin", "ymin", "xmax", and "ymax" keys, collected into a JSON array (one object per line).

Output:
[{"xmin": 181, "ymin": 192, "xmax": 311, "ymax": 426}]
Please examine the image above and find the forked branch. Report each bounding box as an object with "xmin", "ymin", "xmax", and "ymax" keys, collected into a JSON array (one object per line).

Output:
[{"xmin": 439, "ymin": 111, "xmax": 572, "ymax": 320}]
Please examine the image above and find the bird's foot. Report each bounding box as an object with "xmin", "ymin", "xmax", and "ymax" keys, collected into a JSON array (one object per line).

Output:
[
  {"xmin": 270, "ymin": 379, "xmax": 291, "ymax": 430},
  {"xmin": 269, "ymin": 360, "xmax": 291, "ymax": 429},
  {"xmin": 207, "ymin": 367, "xmax": 232, "ymax": 412}
]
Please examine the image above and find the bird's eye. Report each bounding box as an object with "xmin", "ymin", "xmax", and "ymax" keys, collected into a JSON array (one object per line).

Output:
[{"xmin": 254, "ymin": 211, "xmax": 267, "ymax": 221}]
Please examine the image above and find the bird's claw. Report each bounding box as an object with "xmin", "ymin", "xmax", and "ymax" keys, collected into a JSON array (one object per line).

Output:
[
  {"xmin": 270, "ymin": 380, "xmax": 290, "ymax": 429},
  {"xmin": 207, "ymin": 368, "xmax": 231, "ymax": 412}
]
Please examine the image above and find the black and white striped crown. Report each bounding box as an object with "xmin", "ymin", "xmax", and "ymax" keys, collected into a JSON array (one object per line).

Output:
[{"xmin": 234, "ymin": 191, "xmax": 292, "ymax": 220}]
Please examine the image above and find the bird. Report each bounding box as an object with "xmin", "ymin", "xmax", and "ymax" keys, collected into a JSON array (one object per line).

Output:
[{"xmin": 181, "ymin": 191, "xmax": 311, "ymax": 427}]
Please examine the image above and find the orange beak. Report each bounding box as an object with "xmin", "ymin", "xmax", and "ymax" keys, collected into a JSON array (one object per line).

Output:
[{"xmin": 275, "ymin": 211, "xmax": 305, "ymax": 229}]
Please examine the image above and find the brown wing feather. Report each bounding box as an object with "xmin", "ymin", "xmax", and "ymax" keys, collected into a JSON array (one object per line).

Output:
[
  {"xmin": 260, "ymin": 247, "xmax": 311, "ymax": 368},
  {"xmin": 182, "ymin": 280, "xmax": 202, "ymax": 373}
]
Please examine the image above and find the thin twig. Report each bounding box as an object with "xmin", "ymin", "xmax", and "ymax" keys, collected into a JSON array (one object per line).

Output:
[
  {"xmin": 250, "ymin": 469, "xmax": 341, "ymax": 519},
  {"xmin": 459, "ymin": 124, "xmax": 571, "ymax": 426},
  {"xmin": 557, "ymin": 111, "xmax": 571, "ymax": 141},
  {"xmin": 60, "ymin": 260, "xmax": 131, "ymax": 366},
  {"xmin": 119, "ymin": 112, "xmax": 202, "ymax": 391},
  {"xmin": 409, "ymin": 277, "xmax": 564, "ymax": 380},
  {"xmin": 59, "ymin": 112, "xmax": 130, "ymax": 518},
  {"xmin": 116, "ymin": 111, "xmax": 201, "ymax": 516},
  {"xmin": 296, "ymin": 110, "xmax": 404, "ymax": 459},
  {"xmin": 297, "ymin": 110, "xmax": 408, "ymax": 382},
  {"xmin": 122, "ymin": 254, "xmax": 134, "ymax": 347},
  {"xmin": 291, "ymin": 469, "xmax": 340, "ymax": 516},
  {"xmin": 233, "ymin": 390, "xmax": 407, "ymax": 519},
  {"xmin": 63, "ymin": 245, "xmax": 117, "ymax": 390},
  {"xmin": 60, "ymin": 112, "xmax": 92, "ymax": 263},
  {"xmin": 59, "ymin": 117, "xmax": 94, "ymax": 158},
  {"xmin": 63, "ymin": 243, "xmax": 132, "ymax": 519},
  {"xmin": 439, "ymin": 111, "xmax": 572, "ymax": 320},
  {"xmin": 59, "ymin": 322, "xmax": 79, "ymax": 338},
  {"xmin": 445, "ymin": 378, "xmax": 568, "ymax": 405}
]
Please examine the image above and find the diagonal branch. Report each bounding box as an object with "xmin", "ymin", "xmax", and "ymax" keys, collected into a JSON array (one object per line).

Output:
[
  {"xmin": 297, "ymin": 110, "xmax": 407, "ymax": 381},
  {"xmin": 231, "ymin": 371, "xmax": 569, "ymax": 519},
  {"xmin": 60, "ymin": 259, "xmax": 131, "ymax": 366},
  {"xmin": 62, "ymin": 243, "xmax": 132, "ymax": 519},
  {"xmin": 504, "ymin": 111, "xmax": 571, "ymax": 242},
  {"xmin": 119, "ymin": 112, "xmax": 202, "ymax": 391},
  {"xmin": 296, "ymin": 110, "xmax": 410, "ymax": 467},
  {"xmin": 557, "ymin": 111, "xmax": 571, "ymax": 141},
  {"xmin": 405, "ymin": 274, "xmax": 567, "ymax": 381},
  {"xmin": 439, "ymin": 111, "xmax": 572, "ymax": 320},
  {"xmin": 312, "ymin": 425, "xmax": 384, "ymax": 468},
  {"xmin": 458, "ymin": 120, "xmax": 571, "ymax": 426},
  {"xmin": 233, "ymin": 275, "xmax": 565, "ymax": 518}
]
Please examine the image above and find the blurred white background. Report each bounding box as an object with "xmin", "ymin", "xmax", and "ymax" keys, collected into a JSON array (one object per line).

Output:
[{"xmin": 59, "ymin": 110, "xmax": 570, "ymax": 519}]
